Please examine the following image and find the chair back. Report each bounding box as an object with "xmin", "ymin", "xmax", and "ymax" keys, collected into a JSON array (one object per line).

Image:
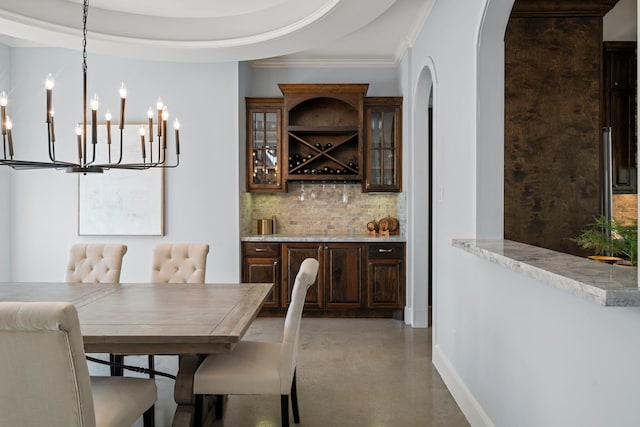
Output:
[
  {"xmin": 151, "ymin": 243, "xmax": 210, "ymax": 283},
  {"xmin": 279, "ymin": 258, "xmax": 319, "ymax": 393},
  {"xmin": 65, "ymin": 244, "xmax": 127, "ymax": 283},
  {"xmin": 0, "ymin": 302, "xmax": 96, "ymax": 427}
]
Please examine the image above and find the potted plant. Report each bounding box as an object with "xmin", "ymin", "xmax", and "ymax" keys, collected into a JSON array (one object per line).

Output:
[{"xmin": 572, "ymin": 216, "xmax": 637, "ymax": 266}]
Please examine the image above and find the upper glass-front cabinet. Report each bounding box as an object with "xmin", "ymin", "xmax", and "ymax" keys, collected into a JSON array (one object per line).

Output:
[
  {"xmin": 247, "ymin": 98, "xmax": 284, "ymax": 192},
  {"xmin": 364, "ymin": 97, "xmax": 402, "ymax": 192}
]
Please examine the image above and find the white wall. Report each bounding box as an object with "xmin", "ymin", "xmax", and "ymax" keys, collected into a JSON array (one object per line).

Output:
[
  {"xmin": 8, "ymin": 47, "xmax": 241, "ymax": 283},
  {"xmin": 0, "ymin": 43, "xmax": 10, "ymax": 281},
  {"xmin": 409, "ymin": 0, "xmax": 640, "ymax": 425}
]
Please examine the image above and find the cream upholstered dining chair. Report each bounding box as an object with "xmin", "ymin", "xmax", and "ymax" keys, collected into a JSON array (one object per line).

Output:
[
  {"xmin": 65, "ymin": 244, "xmax": 128, "ymax": 283},
  {"xmin": 135, "ymin": 243, "xmax": 210, "ymax": 376},
  {"xmin": 193, "ymin": 258, "xmax": 319, "ymax": 427},
  {"xmin": 0, "ymin": 301, "xmax": 157, "ymax": 427},
  {"xmin": 151, "ymin": 243, "xmax": 209, "ymax": 284}
]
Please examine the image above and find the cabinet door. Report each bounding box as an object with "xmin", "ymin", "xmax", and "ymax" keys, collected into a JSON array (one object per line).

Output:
[
  {"xmin": 366, "ymin": 243, "xmax": 405, "ymax": 309},
  {"xmin": 367, "ymin": 259, "xmax": 404, "ymax": 308},
  {"xmin": 282, "ymin": 243, "xmax": 323, "ymax": 309},
  {"xmin": 324, "ymin": 244, "xmax": 363, "ymax": 309},
  {"xmin": 246, "ymin": 98, "xmax": 284, "ymax": 192},
  {"xmin": 242, "ymin": 257, "xmax": 280, "ymax": 308},
  {"xmin": 364, "ymin": 97, "xmax": 402, "ymax": 192},
  {"xmin": 242, "ymin": 243, "xmax": 281, "ymax": 308}
]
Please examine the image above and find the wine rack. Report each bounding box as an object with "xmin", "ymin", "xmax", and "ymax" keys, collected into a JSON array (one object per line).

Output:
[
  {"xmin": 280, "ymin": 84, "xmax": 368, "ymax": 183},
  {"xmin": 246, "ymin": 85, "xmax": 402, "ymax": 193}
]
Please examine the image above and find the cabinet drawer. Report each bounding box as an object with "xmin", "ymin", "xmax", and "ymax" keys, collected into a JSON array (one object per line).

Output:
[
  {"xmin": 243, "ymin": 243, "xmax": 280, "ymax": 258},
  {"xmin": 367, "ymin": 243, "xmax": 404, "ymax": 259}
]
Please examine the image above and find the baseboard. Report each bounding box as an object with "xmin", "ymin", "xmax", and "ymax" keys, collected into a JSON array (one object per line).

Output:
[
  {"xmin": 432, "ymin": 344, "xmax": 495, "ymax": 427},
  {"xmin": 404, "ymin": 306, "xmax": 429, "ymax": 327}
]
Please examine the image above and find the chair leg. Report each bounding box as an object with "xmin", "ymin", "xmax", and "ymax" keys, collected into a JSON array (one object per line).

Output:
[
  {"xmin": 148, "ymin": 354, "xmax": 155, "ymax": 378},
  {"xmin": 280, "ymin": 395, "xmax": 290, "ymax": 427},
  {"xmin": 194, "ymin": 394, "xmax": 203, "ymax": 427},
  {"xmin": 291, "ymin": 370, "xmax": 300, "ymax": 424},
  {"xmin": 143, "ymin": 405, "xmax": 155, "ymax": 427},
  {"xmin": 215, "ymin": 394, "xmax": 224, "ymax": 419}
]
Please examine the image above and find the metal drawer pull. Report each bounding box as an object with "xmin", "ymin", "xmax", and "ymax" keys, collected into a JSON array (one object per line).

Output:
[
  {"xmin": 255, "ymin": 248, "xmax": 268, "ymax": 252},
  {"xmin": 378, "ymin": 249, "xmax": 393, "ymax": 253}
]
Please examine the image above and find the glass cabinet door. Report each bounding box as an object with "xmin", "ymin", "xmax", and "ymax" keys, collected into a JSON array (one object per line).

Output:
[
  {"xmin": 247, "ymin": 100, "xmax": 283, "ymax": 192},
  {"xmin": 365, "ymin": 98, "xmax": 402, "ymax": 192}
]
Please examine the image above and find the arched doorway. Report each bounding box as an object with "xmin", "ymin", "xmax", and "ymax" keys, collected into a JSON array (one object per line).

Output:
[{"xmin": 409, "ymin": 64, "xmax": 434, "ymax": 328}]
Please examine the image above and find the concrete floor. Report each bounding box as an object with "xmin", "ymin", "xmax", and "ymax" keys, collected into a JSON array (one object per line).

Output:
[{"xmin": 94, "ymin": 318, "xmax": 469, "ymax": 427}]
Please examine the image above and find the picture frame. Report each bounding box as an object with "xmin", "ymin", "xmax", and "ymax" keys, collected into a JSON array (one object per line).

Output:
[{"xmin": 78, "ymin": 123, "xmax": 165, "ymax": 236}]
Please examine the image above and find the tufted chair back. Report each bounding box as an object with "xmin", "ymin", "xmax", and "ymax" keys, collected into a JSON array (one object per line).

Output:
[
  {"xmin": 65, "ymin": 244, "xmax": 128, "ymax": 284},
  {"xmin": 0, "ymin": 301, "xmax": 96, "ymax": 426},
  {"xmin": 151, "ymin": 243, "xmax": 209, "ymax": 284},
  {"xmin": 0, "ymin": 301, "xmax": 157, "ymax": 427}
]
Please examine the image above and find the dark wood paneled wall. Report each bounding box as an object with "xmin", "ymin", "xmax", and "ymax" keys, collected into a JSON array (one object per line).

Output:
[{"xmin": 504, "ymin": 0, "xmax": 618, "ymax": 255}]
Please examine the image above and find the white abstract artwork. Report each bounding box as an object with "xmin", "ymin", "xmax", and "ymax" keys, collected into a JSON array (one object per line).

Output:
[{"xmin": 78, "ymin": 124, "xmax": 164, "ymax": 235}]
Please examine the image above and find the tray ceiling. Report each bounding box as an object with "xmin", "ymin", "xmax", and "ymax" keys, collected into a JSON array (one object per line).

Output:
[{"xmin": 0, "ymin": 0, "xmax": 434, "ymax": 64}]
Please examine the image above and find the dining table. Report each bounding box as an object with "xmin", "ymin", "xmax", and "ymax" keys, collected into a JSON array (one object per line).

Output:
[{"xmin": 0, "ymin": 281, "xmax": 273, "ymax": 427}]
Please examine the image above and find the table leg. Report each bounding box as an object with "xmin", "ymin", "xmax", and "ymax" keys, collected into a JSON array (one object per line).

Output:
[{"xmin": 171, "ymin": 355, "xmax": 204, "ymax": 427}]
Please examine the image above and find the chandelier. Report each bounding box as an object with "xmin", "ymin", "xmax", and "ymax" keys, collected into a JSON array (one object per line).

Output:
[{"xmin": 0, "ymin": 0, "xmax": 180, "ymax": 173}]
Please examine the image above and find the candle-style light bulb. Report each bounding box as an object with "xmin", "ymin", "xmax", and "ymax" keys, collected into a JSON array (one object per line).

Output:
[
  {"xmin": 156, "ymin": 97, "xmax": 163, "ymax": 138},
  {"xmin": 90, "ymin": 94, "xmax": 99, "ymax": 110},
  {"xmin": 75, "ymin": 123, "xmax": 83, "ymax": 161},
  {"xmin": 45, "ymin": 74, "xmax": 54, "ymax": 124},
  {"xmin": 105, "ymin": 109, "xmax": 112, "ymax": 145},
  {"xmin": 173, "ymin": 118, "xmax": 180, "ymax": 156},
  {"xmin": 90, "ymin": 94, "xmax": 99, "ymax": 145},
  {"xmin": 0, "ymin": 91, "xmax": 7, "ymax": 135},
  {"xmin": 6, "ymin": 115, "xmax": 13, "ymax": 157},
  {"xmin": 45, "ymin": 74, "xmax": 54, "ymax": 90},
  {"xmin": 118, "ymin": 83, "xmax": 127, "ymax": 130},
  {"xmin": 147, "ymin": 106, "xmax": 154, "ymax": 143},
  {"xmin": 119, "ymin": 82, "xmax": 127, "ymax": 99},
  {"xmin": 161, "ymin": 107, "xmax": 168, "ymax": 149}
]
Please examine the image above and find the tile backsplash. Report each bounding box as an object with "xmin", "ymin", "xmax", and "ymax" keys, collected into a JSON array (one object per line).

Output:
[
  {"xmin": 612, "ymin": 194, "xmax": 638, "ymax": 225},
  {"xmin": 241, "ymin": 182, "xmax": 406, "ymax": 236}
]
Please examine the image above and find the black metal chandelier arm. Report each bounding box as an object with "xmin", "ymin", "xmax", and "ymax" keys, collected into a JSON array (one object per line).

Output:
[
  {"xmin": 47, "ymin": 125, "xmax": 56, "ymax": 162},
  {"xmin": 99, "ymin": 156, "xmax": 180, "ymax": 170},
  {"xmin": 0, "ymin": 159, "xmax": 80, "ymax": 170}
]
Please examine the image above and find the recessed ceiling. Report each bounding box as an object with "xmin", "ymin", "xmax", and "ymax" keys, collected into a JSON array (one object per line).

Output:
[{"xmin": 0, "ymin": 0, "xmax": 434, "ymax": 64}]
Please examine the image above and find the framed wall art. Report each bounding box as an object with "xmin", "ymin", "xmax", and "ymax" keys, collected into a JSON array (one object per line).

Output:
[{"xmin": 78, "ymin": 123, "xmax": 165, "ymax": 236}]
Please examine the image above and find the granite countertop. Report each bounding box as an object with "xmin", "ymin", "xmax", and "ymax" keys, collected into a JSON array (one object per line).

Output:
[
  {"xmin": 242, "ymin": 234, "xmax": 406, "ymax": 243},
  {"xmin": 453, "ymin": 239, "xmax": 640, "ymax": 307}
]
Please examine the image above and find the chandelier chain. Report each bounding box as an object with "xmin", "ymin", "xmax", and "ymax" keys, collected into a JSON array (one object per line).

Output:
[{"xmin": 82, "ymin": 0, "xmax": 88, "ymax": 73}]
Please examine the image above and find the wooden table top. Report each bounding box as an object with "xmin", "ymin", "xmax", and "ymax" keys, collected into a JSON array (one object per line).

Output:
[{"xmin": 0, "ymin": 282, "xmax": 272, "ymax": 355}]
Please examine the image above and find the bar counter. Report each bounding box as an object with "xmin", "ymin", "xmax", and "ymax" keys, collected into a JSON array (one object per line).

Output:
[{"xmin": 453, "ymin": 239, "xmax": 640, "ymax": 306}]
